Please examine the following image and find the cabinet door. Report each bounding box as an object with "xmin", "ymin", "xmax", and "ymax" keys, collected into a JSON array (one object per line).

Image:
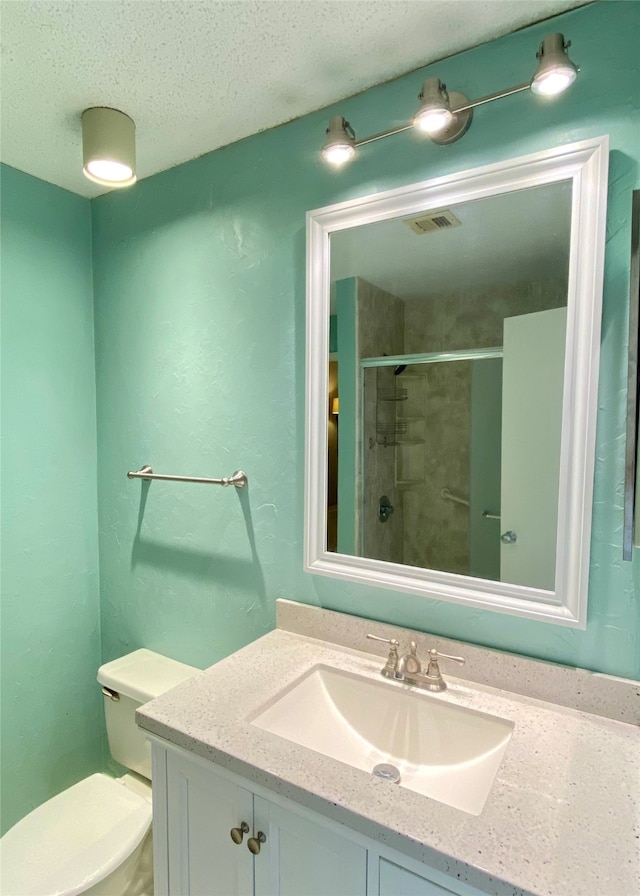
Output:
[
  {"xmin": 166, "ymin": 751, "xmax": 254, "ymax": 896},
  {"xmin": 253, "ymin": 795, "xmax": 367, "ymax": 896},
  {"xmin": 378, "ymin": 858, "xmax": 462, "ymax": 896}
]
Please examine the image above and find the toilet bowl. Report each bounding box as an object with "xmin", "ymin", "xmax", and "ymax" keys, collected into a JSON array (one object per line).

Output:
[
  {"xmin": 0, "ymin": 649, "xmax": 198, "ymax": 896},
  {"xmin": 0, "ymin": 774, "xmax": 152, "ymax": 896}
]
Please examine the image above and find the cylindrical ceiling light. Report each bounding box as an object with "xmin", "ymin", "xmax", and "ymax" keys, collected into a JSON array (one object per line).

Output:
[
  {"xmin": 82, "ymin": 107, "xmax": 136, "ymax": 187},
  {"xmin": 530, "ymin": 33, "xmax": 578, "ymax": 97},
  {"xmin": 413, "ymin": 79, "xmax": 454, "ymax": 134},
  {"xmin": 321, "ymin": 116, "xmax": 356, "ymax": 167}
]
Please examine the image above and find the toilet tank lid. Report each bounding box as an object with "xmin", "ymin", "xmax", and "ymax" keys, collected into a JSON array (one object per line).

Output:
[{"xmin": 98, "ymin": 648, "xmax": 199, "ymax": 702}]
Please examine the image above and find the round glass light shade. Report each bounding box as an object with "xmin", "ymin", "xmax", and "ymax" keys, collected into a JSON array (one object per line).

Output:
[
  {"xmin": 322, "ymin": 116, "xmax": 356, "ymax": 167},
  {"xmin": 530, "ymin": 33, "xmax": 578, "ymax": 97},
  {"xmin": 82, "ymin": 107, "xmax": 136, "ymax": 187}
]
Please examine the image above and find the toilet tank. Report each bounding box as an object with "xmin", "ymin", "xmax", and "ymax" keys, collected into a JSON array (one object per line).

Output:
[{"xmin": 98, "ymin": 648, "xmax": 199, "ymax": 780}]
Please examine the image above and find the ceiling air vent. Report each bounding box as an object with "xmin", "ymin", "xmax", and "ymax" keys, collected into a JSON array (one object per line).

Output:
[{"xmin": 404, "ymin": 209, "xmax": 461, "ymax": 235}]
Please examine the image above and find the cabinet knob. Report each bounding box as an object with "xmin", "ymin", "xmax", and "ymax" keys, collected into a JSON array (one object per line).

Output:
[
  {"xmin": 247, "ymin": 831, "xmax": 266, "ymax": 854},
  {"xmin": 230, "ymin": 821, "xmax": 249, "ymax": 844}
]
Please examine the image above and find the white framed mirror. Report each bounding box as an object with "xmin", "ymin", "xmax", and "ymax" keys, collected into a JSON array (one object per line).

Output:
[{"xmin": 305, "ymin": 136, "xmax": 609, "ymax": 628}]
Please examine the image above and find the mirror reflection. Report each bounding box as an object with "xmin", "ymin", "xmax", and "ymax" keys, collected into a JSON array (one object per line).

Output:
[{"xmin": 328, "ymin": 182, "xmax": 572, "ymax": 591}]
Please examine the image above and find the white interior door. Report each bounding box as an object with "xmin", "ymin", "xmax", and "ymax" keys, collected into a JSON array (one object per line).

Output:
[{"xmin": 501, "ymin": 307, "xmax": 567, "ymax": 590}]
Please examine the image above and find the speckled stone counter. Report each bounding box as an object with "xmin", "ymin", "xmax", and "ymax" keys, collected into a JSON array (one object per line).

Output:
[{"xmin": 137, "ymin": 605, "xmax": 640, "ymax": 896}]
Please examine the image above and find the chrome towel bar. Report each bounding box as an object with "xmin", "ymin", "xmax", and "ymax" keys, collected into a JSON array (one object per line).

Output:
[{"xmin": 127, "ymin": 465, "xmax": 247, "ymax": 489}]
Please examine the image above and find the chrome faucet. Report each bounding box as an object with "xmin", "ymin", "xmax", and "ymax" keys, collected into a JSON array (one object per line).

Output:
[
  {"xmin": 367, "ymin": 635, "xmax": 465, "ymax": 691},
  {"xmin": 397, "ymin": 641, "xmax": 421, "ymax": 677}
]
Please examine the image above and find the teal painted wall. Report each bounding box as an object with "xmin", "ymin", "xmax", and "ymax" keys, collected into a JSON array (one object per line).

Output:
[
  {"xmin": 92, "ymin": 1, "xmax": 639, "ymax": 678},
  {"xmin": 91, "ymin": 172, "xmax": 288, "ymax": 668},
  {"xmin": 0, "ymin": 165, "xmax": 103, "ymax": 834}
]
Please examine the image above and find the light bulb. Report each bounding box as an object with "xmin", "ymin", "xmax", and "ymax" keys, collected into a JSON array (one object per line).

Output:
[
  {"xmin": 85, "ymin": 159, "xmax": 135, "ymax": 183},
  {"xmin": 322, "ymin": 142, "xmax": 356, "ymax": 166},
  {"xmin": 531, "ymin": 67, "xmax": 577, "ymax": 97},
  {"xmin": 414, "ymin": 106, "xmax": 454, "ymax": 134}
]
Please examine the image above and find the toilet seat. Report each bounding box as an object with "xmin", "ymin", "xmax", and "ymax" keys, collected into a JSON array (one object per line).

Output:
[{"xmin": 0, "ymin": 773, "xmax": 152, "ymax": 896}]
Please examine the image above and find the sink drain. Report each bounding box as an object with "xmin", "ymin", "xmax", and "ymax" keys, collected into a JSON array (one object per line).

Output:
[{"xmin": 372, "ymin": 763, "xmax": 401, "ymax": 784}]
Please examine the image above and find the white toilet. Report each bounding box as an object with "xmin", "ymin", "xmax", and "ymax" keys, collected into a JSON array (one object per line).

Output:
[{"xmin": 0, "ymin": 649, "xmax": 198, "ymax": 896}]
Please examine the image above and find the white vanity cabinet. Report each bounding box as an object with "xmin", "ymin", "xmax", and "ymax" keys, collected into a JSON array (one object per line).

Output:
[
  {"xmin": 152, "ymin": 741, "xmax": 486, "ymax": 896},
  {"xmin": 376, "ymin": 859, "xmax": 467, "ymax": 896},
  {"xmin": 156, "ymin": 743, "xmax": 366, "ymax": 895}
]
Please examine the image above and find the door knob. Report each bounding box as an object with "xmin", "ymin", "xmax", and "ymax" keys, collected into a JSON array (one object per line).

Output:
[
  {"xmin": 247, "ymin": 831, "xmax": 267, "ymax": 854},
  {"xmin": 230, "ymin": 821, "xmax": 249, "ymax": 844},
  {"xmin": 500, "ymin": 530, "xmax": 517, "ymax": 544}
]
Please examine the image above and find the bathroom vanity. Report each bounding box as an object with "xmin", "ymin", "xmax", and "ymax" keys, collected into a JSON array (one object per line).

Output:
[
  {"xmin": 137, "ymin": 600, "xmax": 640, "ymax": 896},
  {"xmin": 151, "ymin": 742, "xmax": 488, "ymax": 896}
]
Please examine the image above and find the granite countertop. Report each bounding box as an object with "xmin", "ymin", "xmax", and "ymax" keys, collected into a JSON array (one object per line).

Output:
[{"xmin": 137, "ymin": 628, "xmax": 639, "ymax": 896}]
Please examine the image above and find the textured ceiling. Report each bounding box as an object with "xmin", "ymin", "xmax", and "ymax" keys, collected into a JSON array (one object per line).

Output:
[{"xmin": 1, "ymin": 0, "xmax": 589, "ymax": 198}]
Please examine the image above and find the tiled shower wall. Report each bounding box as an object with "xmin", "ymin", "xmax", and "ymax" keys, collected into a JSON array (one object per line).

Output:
[{"xmin": 401, "ymin": 277, "xmax": 567, "ymax": 574}]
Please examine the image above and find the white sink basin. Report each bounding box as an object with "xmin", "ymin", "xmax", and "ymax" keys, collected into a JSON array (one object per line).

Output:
[{"xmin": 250, "ymin": 665, "xmax": 514, "ymax": 815}]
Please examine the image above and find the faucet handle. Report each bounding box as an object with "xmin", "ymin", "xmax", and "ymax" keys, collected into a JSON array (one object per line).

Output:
[
  {"xmin": 414, "ymin": 648, "xmax": 466, "ymax": 692},
  {"xmin": 366, "ymin": 634, "xmax": 399, "ymax": 647},
  {"xmin": 429, "ymin": 648, "xmax": 465, "ymax": 666},
  {"xmin": 366, "ymin": 634, "xmax": 400, "ymax": 679}
]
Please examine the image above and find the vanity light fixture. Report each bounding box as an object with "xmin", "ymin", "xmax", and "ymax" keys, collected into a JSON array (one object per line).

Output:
[
  {"xmin": 321, "ymin": 33, "xmax": 578, "ymax": 165},
  {"xmin": 82, "ymin": 107, "xmax": 137, "ymax": 187}
]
